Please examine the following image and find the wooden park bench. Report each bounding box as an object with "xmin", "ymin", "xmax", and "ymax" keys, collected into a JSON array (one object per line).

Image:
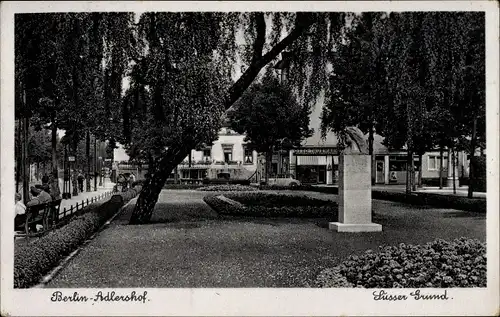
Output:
[{"xmin": 15, "ymin": 199, "xmax": 62, "ymax": 242}]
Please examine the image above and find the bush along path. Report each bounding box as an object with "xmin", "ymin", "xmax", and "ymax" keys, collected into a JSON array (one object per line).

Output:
[
  {"xmin": 204, "ymin": 192, "xmax": 338, "ymax": 219},
  {"xmin": 314, "ymin": 238, "xmax": 486, "ymax": 288},
  {"xmin": 14, "ymin": 186, "xmax": 142, "ymax": 289}
]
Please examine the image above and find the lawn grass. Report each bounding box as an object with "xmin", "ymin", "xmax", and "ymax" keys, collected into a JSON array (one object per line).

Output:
[{"xmin": 46, "ymin": 190, "xmax": 485, "ymax": 288}]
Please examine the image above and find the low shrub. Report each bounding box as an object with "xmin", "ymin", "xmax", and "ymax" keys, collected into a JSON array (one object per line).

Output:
[
  {"xmin": 315, "ymin": 238, "xmax": 486, "ymax": 288},
  {"xmin": 14, "ymin": 187, "xmax": 141, "ymax": 289},
  {"xmin": 197, "ymin": 185, "xmax": 258, "ymax": 192},
  {"xmin": 204, "ymin": 193, "xmax": 338, "ymax": 218}
]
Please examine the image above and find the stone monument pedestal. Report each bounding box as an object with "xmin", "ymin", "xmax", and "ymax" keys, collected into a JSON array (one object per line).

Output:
[{"xmin": 329, "ymin": 154, "xmax": 382, "ymax": 232}]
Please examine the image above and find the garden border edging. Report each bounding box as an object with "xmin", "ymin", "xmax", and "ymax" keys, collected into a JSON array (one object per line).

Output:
[{"xmin": 14, "ymin": 186, "xmax": 142, "ymax": 289}]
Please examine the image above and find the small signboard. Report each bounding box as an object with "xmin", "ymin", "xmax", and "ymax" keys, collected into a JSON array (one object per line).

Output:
[
  {"xmin": 68, "ymin": 156, "xmax": 76, "ymax": 162},
  {"xmin": 294, "ymin": 147, "xmax": 338, "ymax": 156},
  {"xmin": 105, "ymin": 158, "xmax": 112, "ymax": 162}
]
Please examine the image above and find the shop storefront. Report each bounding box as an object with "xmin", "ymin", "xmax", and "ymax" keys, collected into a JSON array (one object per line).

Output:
[
  {"xmin": 290, "ymin": 147, "xmax": 339, "ymax": 185},
  {"xmin": 374, "ymin": 153, "xmax": 421, "ymax": 185}
]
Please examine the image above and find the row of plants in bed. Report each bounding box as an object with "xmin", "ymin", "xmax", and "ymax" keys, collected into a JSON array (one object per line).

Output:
[
  {"xmin": 203, "ymin": 192, "xmax": 338, "ymax": 218},
  {"xmin": 14, "ymin": 186, "xmax": 142, "ymax": 289},
  {"xmin": 259, "ymin": 185, "xmax": 485, "ymax": 213},
  {"xmin": 314, "ymin": 237, "xmax": 486, "ymax": 288}
]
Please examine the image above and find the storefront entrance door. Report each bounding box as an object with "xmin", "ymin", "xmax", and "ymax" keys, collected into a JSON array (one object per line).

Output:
[
  {"xmin": 318, "ymin": 166, "xmax": 326, "ymax": 184},
  {"xmin": 376, "ymin": 160, "xmax": 385, "ymax": 184}
]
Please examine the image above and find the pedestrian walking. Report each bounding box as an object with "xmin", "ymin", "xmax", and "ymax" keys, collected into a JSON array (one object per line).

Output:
[{"xmin": 77, "ymin": 170, "xmax": 85, "ymax": 192}]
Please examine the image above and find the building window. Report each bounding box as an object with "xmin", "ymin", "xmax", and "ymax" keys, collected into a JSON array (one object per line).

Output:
[
  {"xmin": 244, "ymin": 147, "xmax": 253, "ymax": 164},
  {"xmin": 389, "ymin": 156, "xmax": 407, "ymax": 171},
  {"xmin": 222, "ymin": 144, "xmax": 233, "ymax": 163},
  {"xmin": 203, "ymin": 149, "xmax": 211, "ymax": 162},
  {"xmin": 428, "ymin": 155, "xmax": 447, "ymax": 171}
]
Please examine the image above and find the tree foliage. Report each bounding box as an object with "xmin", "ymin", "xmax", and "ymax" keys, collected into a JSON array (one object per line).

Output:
[
  {"xmin": 229, "ymin": 74, "xmax": 313, "ymax": 179},
  {"xmin": 320, "ymin": 12, "xmax": 484, "ymax": 192}
]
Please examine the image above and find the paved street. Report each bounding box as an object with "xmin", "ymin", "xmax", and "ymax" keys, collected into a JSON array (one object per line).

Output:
[
  {"xmin": 58, "ymin": 177, "xmax": 115, "ymax": 213},
  {"xmin": 47, "ymin": 189, "xmax": 485, "ymax": 288}
]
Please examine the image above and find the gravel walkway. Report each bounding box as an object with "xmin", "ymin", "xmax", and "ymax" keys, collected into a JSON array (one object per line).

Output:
[{"xmin": 47, "ymin": 189, "xmax": 486, "ymax": 288}]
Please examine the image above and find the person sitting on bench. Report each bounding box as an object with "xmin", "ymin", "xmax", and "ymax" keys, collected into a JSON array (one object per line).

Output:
[
  {"xmin": 14, "ymin": 193, "xmax": 26, "ymax": 231},
  {"xmin": 27, "ymin": 186, "xmax": 52, "ymax": 206}
]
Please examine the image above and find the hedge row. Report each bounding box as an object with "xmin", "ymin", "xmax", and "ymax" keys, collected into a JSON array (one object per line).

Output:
[
  {"xmin": 197, "ymin": 185, "xmax": 258, "ymax": 192},
  {"xmin": 258, "ymin": 184, "xmax": 320, "ymax": 191},
  {"xmin": 202, "ymin": 178, "xmax": 251, "ymax": 185},
  {"xmin": 371, "ymin": 191, "xmax": 486, "ymax": 213},
  {"xmin": 163, "ymin": 184, "xmax": 205, "ymax": 189},
  {"xmin": 225, "ymin": 192, "xmax": 335, "ymax": 208},
  {"xmin": 315, "ymin": 238, "xmax": 486, "ymax": 288},
  {"xmin": 14, "ymin": 187, "xmax": 142, "ymax": 289},
  {"xmin": 204, "ymin": 194, "xmax": 338, "ymax": 218},
  {"xmin": 259, "ymin": 185, "xmax": 485, "ymax": 213}
]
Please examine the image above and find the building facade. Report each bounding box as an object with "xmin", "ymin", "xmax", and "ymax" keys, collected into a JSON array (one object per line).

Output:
[
  {"xmin": 175, "ymin": 126, "xmax": 258, "ymax": 183},
  {"xmin": 269, "ymin": 53, "xmax": 470, "ymax": 187}
]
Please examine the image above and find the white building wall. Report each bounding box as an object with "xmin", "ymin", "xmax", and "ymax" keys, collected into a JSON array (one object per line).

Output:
[{"xmin": 182, "ymin": 127, "xmax": 258, "ymax": 171}]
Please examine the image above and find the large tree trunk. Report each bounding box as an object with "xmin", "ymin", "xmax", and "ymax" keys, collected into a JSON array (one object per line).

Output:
[
  {"xmin": 405, "ymin": 150, "xmax": 413, "ymax": 194},
  {"xmin": 130, "ymin": 149, "xmax": 188, "ymax": 224},
  {"xmin": 16, "ymin": 120, "xmax": 21, "ymax": 193},
  {"xmin": 72, "ymin": 142, "xmax": 79, "ymax": 196},
  {"xmin": 94, "ymin": 137, "xmax": 98, "ymax": 190},
  {"xmin": 439, "ymin": 147, "xmax": 444, "ymax": 189},
  {"xmin": 468, "ymin": 117, "xmax": 477, "ymax": 198},
  {"xmin": 22, "ymin": 115, "xmax": 30, "ymax": 204},
  {"xmin": 417, "ymin": 153, "xmax": 423, "ymax": 188},
  {"xmin": 265, "ymin": 150, "xmax": 273, "ymax": 184},
  {"xmin": 86, "ymin": 130, "xmax": 91, "ymax": 192},
  {"xmin": 452, "ymin": 147, "xmax": 457, "ymax": 194}
]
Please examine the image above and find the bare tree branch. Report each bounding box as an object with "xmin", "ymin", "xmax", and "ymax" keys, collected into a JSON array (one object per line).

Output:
[
  {"xmin": 250, "ymin": 13, "xmax": 266, "ymax": 66},
  {"xmin": 225, "ymin": 13, "xmax": 315, "ymax": 110}
]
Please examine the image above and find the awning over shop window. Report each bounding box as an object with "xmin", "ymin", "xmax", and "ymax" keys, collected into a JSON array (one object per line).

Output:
[{"xmin": 297, "ymin": 155, "xmax": 327, "ymax": 166}]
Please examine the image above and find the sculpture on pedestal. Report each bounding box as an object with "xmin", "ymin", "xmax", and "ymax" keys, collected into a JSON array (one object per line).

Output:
[
  {"xmin": 329, "ymin": 126, "xmax": 382, "ymax": 232},
  {"xmin": 340, "ymin": 126, "xmax": 369, "ymax": 155}
]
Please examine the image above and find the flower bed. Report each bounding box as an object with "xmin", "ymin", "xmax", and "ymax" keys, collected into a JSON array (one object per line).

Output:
[
  {"xmin": 204, "ymin": 192, "xmax": 338, "ymax": 218},
  {"xmin": 226, "ymin": 192, "xmax": 333, "ymax": 207},
  {"xmin": 315, "ymin": 238, "xmax": 486, "ymax": 288},
  {"xmin": 197, "ymin": 184, "xmax": 258, "ymax": 192},
  {"xmin": 14, "ymin": 187, "xmax": 142, "ymax": 289}
]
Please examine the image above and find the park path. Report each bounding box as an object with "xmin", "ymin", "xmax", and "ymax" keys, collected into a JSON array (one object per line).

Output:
[{"xmin": 46, "ymin": 189, "xmax": 485, "ymax": 288}]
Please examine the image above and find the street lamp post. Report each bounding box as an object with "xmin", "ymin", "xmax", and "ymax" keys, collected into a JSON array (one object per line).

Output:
[
  {"xmin": 22, "ymin": 89, "xmax": 30, "ymax": 205},
  {"xmin": 94, "ymin": 135, "xmax": 98, "ymax": 191}
]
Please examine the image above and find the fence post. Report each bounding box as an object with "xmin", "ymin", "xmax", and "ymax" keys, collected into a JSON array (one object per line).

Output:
[
  {"xmin": 63, "ymin": 207, "xmax": 67, "ymax": 218},
  {"xmin": 87, "ymin": 198, "xmax": 89, "ymax": 205}
]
